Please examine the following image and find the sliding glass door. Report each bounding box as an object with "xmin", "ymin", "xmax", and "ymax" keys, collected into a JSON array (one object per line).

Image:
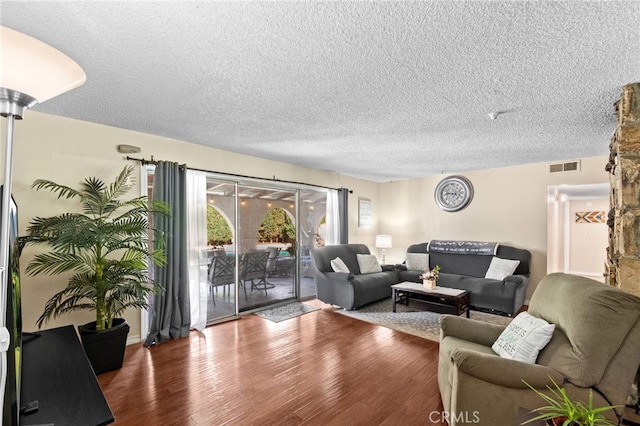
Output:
[
  {"xmin": 148, "ymin": 165, "xmax": 334, "ymax": 325},
  {"xmin": 299, "ymin": 189, "xmax": 327, "ymax": 298},
  {"xmin": 203, "ymin": 180, "xmax": 237, "ymax": 321},
  {"xmin": 236, "ymin": 185, "xmax": 297, "ymax": 312}
]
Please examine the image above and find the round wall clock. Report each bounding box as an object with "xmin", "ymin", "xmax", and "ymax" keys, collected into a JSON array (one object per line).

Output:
[{"xmin": 434, "ymin": 175, "xmax": 474, "ymax": 212}]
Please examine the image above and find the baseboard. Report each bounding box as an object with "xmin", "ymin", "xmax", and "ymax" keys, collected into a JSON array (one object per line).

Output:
[{"xmin": 126, "ymin": 334, "xmax": 141, "ymax": 345}]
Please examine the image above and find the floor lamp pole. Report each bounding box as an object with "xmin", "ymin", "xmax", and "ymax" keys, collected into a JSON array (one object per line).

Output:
[
  {"xmin": 0, "ymin": 102, "xmax": 20, "ymax": 424},
  {"xmin": 0, "ymin": 112, "xmax": 16, "ymax": 322}
]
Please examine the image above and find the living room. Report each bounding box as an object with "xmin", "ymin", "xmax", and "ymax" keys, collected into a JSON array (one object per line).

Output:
[{"xmin": 1, "ymin": 2, "xmax": 639, "ymax": 425}]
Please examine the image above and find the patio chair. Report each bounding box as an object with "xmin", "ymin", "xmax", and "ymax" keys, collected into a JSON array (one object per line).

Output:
[
  {"xmin": 264, "ymin": 247, "xmax": 279, "ymax": 278},
  {"xmin": 240, "ymin": 251, "xmax": 270, "ymax": 296},
  {"xmin": 207, "ymin": 255, "xmax": 236, "ymax": 305}
]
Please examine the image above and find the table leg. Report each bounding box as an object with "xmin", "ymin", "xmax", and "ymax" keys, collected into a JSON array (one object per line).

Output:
[
  {"xmin": 392, "ymin": 289, "xmax": 397, "ymax": 313},
  {"xmin": 464, "ymin": 294, "xmax": 470, "ymax": 318}
]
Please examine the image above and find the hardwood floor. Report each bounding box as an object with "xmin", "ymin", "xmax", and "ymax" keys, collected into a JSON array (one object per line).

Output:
[{"xmin": 98, "ymin": 299, "xmax": 446, "ymax": 425}]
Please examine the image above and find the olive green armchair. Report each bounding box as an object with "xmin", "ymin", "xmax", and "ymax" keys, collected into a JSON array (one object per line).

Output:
[{"xmin": 438, "ymin": 273, "xmax": 640, "ymax": 425}]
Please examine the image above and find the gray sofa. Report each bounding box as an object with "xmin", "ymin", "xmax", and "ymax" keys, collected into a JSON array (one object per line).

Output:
[
  {"xmin": 398, "ymin": 242, "xmax": 531, "ymax": 315},
  {"xmin": 310, "ymin": 244, "xmax": 397, "ymax": 310}
]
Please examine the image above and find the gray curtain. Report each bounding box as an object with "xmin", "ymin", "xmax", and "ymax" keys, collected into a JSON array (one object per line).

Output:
[
  {"xmin": 144, "ymin": 161, "xmax": 190, "ymax": 346},
  {"xmin": 338, "ymin": 187, "xmax": 349, "ymax": 244}
]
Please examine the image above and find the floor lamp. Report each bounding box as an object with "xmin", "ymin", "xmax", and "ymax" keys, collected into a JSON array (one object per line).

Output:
[
  {"xmin": 375, "ymin": 234, "xmax": 392, "ymax": 265},
  {"xmin": 0, "ymin": 25, "xmax": 85, "ymax": 420}
]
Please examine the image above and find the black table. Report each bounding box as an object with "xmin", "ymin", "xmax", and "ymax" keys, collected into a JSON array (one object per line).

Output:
[{"xmin": 20, "ymin": 325, "xmax": 114, "ymax": 426}]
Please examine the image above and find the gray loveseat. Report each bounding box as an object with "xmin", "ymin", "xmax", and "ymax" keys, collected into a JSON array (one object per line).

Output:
[
  {"xmin": 398, "ymin": 242, "xmax": 531, "ymax": 315},
  {"xmin": 310, "ymin": 244, "xmax": 397, "ymax": 310}
]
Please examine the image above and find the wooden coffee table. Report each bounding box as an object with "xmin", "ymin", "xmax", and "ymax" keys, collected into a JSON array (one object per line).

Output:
[{"xmin": 391, "ymin": 282, "xmax": 470, "ymax": 317}]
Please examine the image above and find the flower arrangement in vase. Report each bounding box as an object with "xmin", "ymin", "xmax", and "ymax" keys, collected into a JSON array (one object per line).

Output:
[{"xmin": 420, "ymin": 265, "xmax": 441, "ymax": 290}]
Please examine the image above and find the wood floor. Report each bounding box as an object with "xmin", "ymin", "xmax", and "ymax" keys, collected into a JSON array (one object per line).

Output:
[{"xmin": 98, "ymin": 299, "xmax": 447, "ymax": 425}]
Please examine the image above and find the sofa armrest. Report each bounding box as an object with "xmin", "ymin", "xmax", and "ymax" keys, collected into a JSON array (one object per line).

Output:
[
  {"xmin": 440, "ymin": 315, "xmax": 507, "ymax": 346},
  {"xmin": 395, "ymin": 264, "xmax": 407, "ymax": 271},
  {"xmin": 450, "ymin": 348, "xmax": 564, "ymax": 388},
  {"xmin": 503, "ymin": 274, "xmax": 528, "ymax": 286},
  {"xmin": 381, "ymin": 264, "xmax": 396, "ymax": 272},
  {"xmin": 324, "ymin": 271, "xmax": 354, "ymax": 282}
]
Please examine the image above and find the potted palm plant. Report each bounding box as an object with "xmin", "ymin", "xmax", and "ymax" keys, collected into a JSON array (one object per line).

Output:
[
  {"xmin": 522, "ymin": 377, "xmax": 620, "ymax": 426},
  {"xmin": 20, "ymin": 165, "xmax": 168, "ymax": 374}
]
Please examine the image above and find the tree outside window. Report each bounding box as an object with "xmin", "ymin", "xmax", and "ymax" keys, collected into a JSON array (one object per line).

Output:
[
  {"xmin": 257, "ymin": 208, "xmax": 295, "ymax": 245},
  {"xmin": 207, "ymin": 205, "xmax": 232, "ymax": 246}
]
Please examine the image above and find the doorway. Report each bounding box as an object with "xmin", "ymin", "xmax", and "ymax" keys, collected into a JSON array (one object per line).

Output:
[{"xmin": 547, "ymin": 183, "xmax": 609, "ymax": 282}]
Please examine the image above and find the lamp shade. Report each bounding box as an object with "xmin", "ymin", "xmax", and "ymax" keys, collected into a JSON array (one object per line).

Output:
[
  {"xmin": 0, "ymin": 26, "xmax": 86, "ymax": 104},
  {"xmin": 375, "ymin": 234, "xmax": 392, "ymax": 249}
]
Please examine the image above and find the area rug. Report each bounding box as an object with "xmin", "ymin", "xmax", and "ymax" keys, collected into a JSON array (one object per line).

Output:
[
  {"xmin": 255, "ymin": 302, "xmax": 320, "ymax": 323},
  {"xmin": 335, "ymin": 298, "xmax": 512, "ymax": 342}
]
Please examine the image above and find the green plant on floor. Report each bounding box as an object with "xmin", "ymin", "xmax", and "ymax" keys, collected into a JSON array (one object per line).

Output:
[
  {"xmin": 521, "ymin": 377, "xmax": 619, "ymax": 426},
  {"xmin": 21, "ymin": 165, "xmax": 169, "ymax": 331}
]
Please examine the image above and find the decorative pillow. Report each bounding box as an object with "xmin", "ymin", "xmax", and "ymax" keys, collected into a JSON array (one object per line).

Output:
[
  {"xmin": 491, "ymin": 312, "xmax": 555, "ymax": 364},
  {"xmin": 405, "ymin": 253, "xmax": 429, "ymax": 271},
  {"xmin": 330, "ymin": 257, "xmax": 350, "ymax": 273},
  {"xmin": 485, "ymin": 257, "xmax": 520, "ymax": 280},
  {"xmin": 356, "ymin": 254, "xmax": 382, "ymax": 274}
]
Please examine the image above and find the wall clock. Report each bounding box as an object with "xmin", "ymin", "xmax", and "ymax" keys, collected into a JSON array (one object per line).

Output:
[{"xmin": 434, "ymin": 175, "xmax": 474, "ymax": 212}]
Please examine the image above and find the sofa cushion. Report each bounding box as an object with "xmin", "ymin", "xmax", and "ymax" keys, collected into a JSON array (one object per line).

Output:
[
  {"xmin": 310, "ymin": 244, "xmax": 371, "ymax": 275},
  {"xmin": 350, "ymin": 270, "xmax": 399, "ymax": 309},
  {"xmin": 398, "ymin": 269, "xmax": 423, "ymax": 283},
  {"xmin": 330, "ymin": 257, "xmax": 350, "ymax": 273},
  {"xmin": 485, "ymin": 257, "xmax": 520, "ymax": 280},
  {"xmin": 356, "ymin": 254, "xmax": 382, "ymax": 274},
  {"xmin": 491, "ymin": 312, "xmax": 555, "ymax": 364},
  {"xmin": 405, "ymin": 253, "xmax": 429, "ymax": 271}
]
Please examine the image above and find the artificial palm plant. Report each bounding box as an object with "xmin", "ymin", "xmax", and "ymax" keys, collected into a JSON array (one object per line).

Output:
[{"xmin": 22, "ymin": 165, "xmax": 168, "ymax": 331}]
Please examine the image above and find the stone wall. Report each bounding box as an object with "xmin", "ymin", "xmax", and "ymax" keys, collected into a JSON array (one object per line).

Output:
[{"xmin": 606, "ymin": 82, "xmax": 640, "ymax": 296}]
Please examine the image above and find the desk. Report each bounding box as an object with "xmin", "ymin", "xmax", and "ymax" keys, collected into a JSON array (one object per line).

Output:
[{"xmin": 20, "ymin": 325, "xmax": 114, "ymax": 426}]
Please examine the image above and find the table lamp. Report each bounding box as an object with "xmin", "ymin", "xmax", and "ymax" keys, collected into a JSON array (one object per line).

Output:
[{"xmin": 375, "ymin": 234, "xmax": 392, "ymax": 265}]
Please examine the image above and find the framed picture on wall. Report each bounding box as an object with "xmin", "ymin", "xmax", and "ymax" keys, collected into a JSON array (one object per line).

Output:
[{"xmin": 358, "ymin": 198, "xmax": 372, "ymax": 227}]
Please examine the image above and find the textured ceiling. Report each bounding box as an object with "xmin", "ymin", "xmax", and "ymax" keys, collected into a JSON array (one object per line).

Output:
[{"xmin": 1, "ymin": 1, "xmax": 639, "ymax": 182}]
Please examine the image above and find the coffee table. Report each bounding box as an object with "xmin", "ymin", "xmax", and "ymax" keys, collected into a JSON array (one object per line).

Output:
[{"xmin": 391, "ymin": 282, "xmax": 470, "ymax": 317}]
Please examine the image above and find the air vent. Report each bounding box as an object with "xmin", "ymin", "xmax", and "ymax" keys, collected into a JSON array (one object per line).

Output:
[
  {"xmin": 549, "ymin": 164, "xmax": 564, "ymax": 173},
  {"xmin": 563, "ymin": 161, "xmax": 579, "ymax": 171},
  {"xmin": 550, "ymin": 160, "xmax": 581, "ymax": 173}
]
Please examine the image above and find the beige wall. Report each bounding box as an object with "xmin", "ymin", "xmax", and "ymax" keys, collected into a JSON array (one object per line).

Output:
[
  {"xmin": 4, "ymin": 112, "xmax": 379, "ymax": 341},
  {"xmin": 378, "ymin": 156, "xmax": 609, "ymax": 302},
  {"xmin": 3, "ymin": 111, "xmax": 610, "ymax": 340}
]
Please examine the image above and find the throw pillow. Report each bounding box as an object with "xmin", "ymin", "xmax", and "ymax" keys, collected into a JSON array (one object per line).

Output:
[
  {"xmin": 356, "ymin": 254, "xmax": 383, "ymax": 274},
  {"xmin": 405, "ymin": 253, "xmax": 429, "ymax": 271},
  {"xmin": 491, "ymin": 312, "xmax": 556, "ymax": 364},
  {"xmin": 485, "ymin": 257, "xmax": 520, "ymax": 280},
  {"xmin": 330, "ymin": 257, "xmax": 350, "ymax": 273}
]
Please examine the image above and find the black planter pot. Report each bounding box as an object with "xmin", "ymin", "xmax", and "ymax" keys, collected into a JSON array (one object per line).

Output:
[{"xmin": 78, "ymin": 318, "xmax": 130, "ymax": 375}]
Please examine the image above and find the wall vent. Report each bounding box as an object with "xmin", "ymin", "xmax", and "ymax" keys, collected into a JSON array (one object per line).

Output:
[{"xmin": 550, "ymin": 160, "xmax": 581, "ymax": 173}]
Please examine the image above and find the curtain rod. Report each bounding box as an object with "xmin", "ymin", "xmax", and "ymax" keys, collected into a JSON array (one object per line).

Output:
[{"xmin": 125, "ymin": 156, "xmax": 352, "ymax": 193}]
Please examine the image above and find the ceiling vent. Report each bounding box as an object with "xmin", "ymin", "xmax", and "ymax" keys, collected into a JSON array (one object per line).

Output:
[{"xmin": 550, "ymin": 160, "xmax": 581, "ymax": 173}]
